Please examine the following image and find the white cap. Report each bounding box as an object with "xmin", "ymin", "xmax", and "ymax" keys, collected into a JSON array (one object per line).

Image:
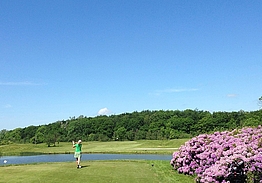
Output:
[{"xmin": 78, "ymin": 140, "xmax": 82, "ymax": 143}]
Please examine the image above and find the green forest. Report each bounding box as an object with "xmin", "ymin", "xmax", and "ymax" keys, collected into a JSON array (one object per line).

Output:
[{"xmin": 1, "ymin": 108, "xmax": 262, "ymax": 146}]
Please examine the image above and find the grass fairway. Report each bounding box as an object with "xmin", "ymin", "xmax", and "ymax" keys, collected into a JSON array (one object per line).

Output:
[
  {"xmin": 0, "ymin": 139, "xmax": 189, "ymax": 156},
  {"xmin": 0, "ymin": 160, "xmax": 195, "ymax": 183}
]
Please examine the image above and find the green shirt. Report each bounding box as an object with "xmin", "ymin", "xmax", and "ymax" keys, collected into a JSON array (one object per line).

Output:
[{"xmin": 74, "ymin": 143, "xmax": 82, "ymax": 152}]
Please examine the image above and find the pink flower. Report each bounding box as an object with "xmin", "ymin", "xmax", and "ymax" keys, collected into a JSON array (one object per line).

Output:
[{"xmin": 170, "ymin": 126, "xmax": 262, "ymax": 182}]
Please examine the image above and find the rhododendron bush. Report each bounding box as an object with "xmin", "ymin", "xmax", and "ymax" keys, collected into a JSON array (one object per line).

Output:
[{"xmin": 170, "ymin": 126, "xmax": 262, "ymax": 183}]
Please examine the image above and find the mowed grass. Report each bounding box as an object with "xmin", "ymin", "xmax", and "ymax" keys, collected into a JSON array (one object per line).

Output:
[
  {"xmin": 0, "ymin": 140, "xmax": 195, "ymax": 183},
  {"xmin": 0, "ymin": 139, "xmax": 189, "ymax": 156},
  {"xmin": 0, "ymin": 160, "xmax": 195, "ymax": 183}
]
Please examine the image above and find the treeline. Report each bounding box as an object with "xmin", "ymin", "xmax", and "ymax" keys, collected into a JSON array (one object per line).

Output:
[{"xmin": 0, "ymin": 109, "xmax": 262, "ymax": 146}]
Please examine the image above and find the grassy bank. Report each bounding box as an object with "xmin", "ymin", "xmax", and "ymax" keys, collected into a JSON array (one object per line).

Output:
[
  {"xmin": 0, "ymin": 139, "xmax": 189, "ymax": 156},
  {"xmin": 0, "ymin": 160, "xmax": 195, "ymax": 183}
]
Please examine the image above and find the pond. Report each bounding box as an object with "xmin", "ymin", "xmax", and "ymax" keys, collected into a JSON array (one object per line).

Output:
[{"xmin": 0, "ymin": 154, "xmax": 172, "ymax": 166}]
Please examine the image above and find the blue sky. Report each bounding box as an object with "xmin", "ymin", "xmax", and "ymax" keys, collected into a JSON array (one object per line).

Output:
[{"xmin": 1, "ymin": 0, "xmax": 261, "ymax": 130}]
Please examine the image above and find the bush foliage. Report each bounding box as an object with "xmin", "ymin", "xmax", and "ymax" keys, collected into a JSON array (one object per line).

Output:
[{"xmin": 171, "ymin": 126, "xmax": 262, "ymax": 183}]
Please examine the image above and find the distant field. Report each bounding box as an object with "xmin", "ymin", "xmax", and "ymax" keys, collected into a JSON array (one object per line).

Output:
[
  {"xmin": 0, "ymin": 139, "xmax": 189, "ymax": 156},
  {"xmin": 0, "ymin": 160, "xmax": 195, "ymax": 183}
]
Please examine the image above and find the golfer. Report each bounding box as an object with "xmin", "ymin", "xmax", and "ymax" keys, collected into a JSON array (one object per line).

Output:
[{"xmin": 72, "ymin": 140, "xmax": 82, "ymax": 168}]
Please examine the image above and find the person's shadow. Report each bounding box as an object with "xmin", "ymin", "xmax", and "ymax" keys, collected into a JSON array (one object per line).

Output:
[{"xmin": 80, "ymin": 165, "xmax": 89, "ymax": 168}]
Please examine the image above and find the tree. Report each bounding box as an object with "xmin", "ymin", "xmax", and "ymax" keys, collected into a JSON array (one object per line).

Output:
[
  {"xmin": 6, "ymin": 128, "xmax": 22, "ymax": 143},
  {"xmin": 134, "ymin": 129, "xmax": 146, "ymax": 140},
  {"xmin": 114, "ymin": 127, "xmax": 127, "ymax": 141},
  {"xmin": 34, "ymin": 126, "xmax": 47, "ymax": 144},
  {"xmin": 0, "ymin": 129, "xmax": 7, "ymax": 143},
  {"xmin": 45, "ymin": 132, "xmax": 54, "ymax": 147},
  {"xmin": 243, "ymin": 118, "xmax": 260, "ymax": 127},
  {"xmin": 3, "ymin": 108, "xmax": 262, "ymax": 143},
  {"xmin": 193, "ymin": 113, "xmax": 213, "ymax": 134},
  {"xmin": 22, "ymin": 126, "xmax": 38, "ymax": 143},
  {"xmin": 259, "ymin": 96, "xmax": 262, "ymax": 109}
]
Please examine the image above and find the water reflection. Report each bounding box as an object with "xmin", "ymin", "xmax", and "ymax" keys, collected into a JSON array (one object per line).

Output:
[
  {"xmin": 0, "ymin": 154, "xmax": 171, "ymax": 166},
  {"xmin": 19, "ymin": 152, "xmax": 45, "ymax": 156}
]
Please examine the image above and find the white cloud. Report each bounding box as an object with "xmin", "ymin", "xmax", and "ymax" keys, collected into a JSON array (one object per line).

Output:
[
  {"xmin": 161, "ymin": 88, "xmax": 199, "ymax": 93},
  {"xmin": 97, "ymin": 108, "xmax": 111, "ymax": 115},
  {"xmin": 0, "ymin": 81, "xmax": 45, "ymax": 86},
  {"xmin": 227, "ymin": 94, "xmax": 238, "ymax": 98},
  {"xmin": 151, "ymin": 88, "xmax": 199, "ymax": 95},
  {"xmin": 4, "ymin": 104, "xmax": 12, "ymax": 108}
]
